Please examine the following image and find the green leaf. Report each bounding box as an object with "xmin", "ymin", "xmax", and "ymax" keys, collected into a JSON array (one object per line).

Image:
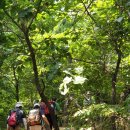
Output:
[
  {"xmin": 116, "ymin": 17, "xmax": 123, "ymax": 23},
  {"xmin": 0, "ymin": 0, "xmax": 5, "ymax": 9},
  {"xmin": 74, "ymin": 66, "xmax": 84, "ymax": 74},
  {"xmin": 126, "ymin": 2, "xmax": 130, "ymax": 6}
]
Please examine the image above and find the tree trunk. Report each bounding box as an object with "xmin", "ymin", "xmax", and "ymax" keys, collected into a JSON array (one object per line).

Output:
[
  {"xmin": 111, "ymin": 116, "xmax": 116, "ymax": 130},
  {"xmin": 111, "ymin": 49, "xmax": 122, "ymax": 104},
  {"xmin": 13, "ymin": 66, "xmax": 19, "ymax": 102},
  {"xmin": 111, "ymin": 46, "xmax": 122, "ymax": 130}
]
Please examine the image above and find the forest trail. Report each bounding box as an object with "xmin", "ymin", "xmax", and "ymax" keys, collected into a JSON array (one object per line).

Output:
[
  {"xmin": 54, "ymin": 127, "xmax": 88, "ymax": 130},
  {"xmin": 59, "ymin": 128, "xmax": 74, "ymax": 130}
]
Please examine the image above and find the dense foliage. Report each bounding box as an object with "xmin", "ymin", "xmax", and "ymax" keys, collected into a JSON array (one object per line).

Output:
[{"xmin": 0, "ymin": 0, "xmax": 130, "ymax": 129}]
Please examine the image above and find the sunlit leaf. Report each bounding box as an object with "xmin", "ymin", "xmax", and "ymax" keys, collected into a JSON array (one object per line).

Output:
[
  {"xmin": 116, "ymin": 17, "xmax": 123, "ymax": 23},
  {"xmin": 73, "ymin": 76, "xmax": 87, "ymax": 84},
  {"xmin": 63, "ymin": 76, "xmax": 72, "ymax": 84},
  {"xmin": 59, "ymin": 83, "xmax": 69, "ymax": 95},
  {"xmin": 74, "ymin": 66, "xmax": 83, "ymax": 74},
  {"xmin": 63, "ymin": 70, "xmax": 72, "ymax": 75}
]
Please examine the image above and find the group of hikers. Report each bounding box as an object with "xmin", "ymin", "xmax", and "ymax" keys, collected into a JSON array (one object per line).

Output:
[{"xmin": 6, "ymin": 97, "xmax": 61, "ymax": 130}]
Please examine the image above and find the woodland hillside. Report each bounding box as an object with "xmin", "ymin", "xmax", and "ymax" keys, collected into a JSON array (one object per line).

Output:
[{"xmin": 0, "ymin": 0, "xmax": 130, "ymax": 130}]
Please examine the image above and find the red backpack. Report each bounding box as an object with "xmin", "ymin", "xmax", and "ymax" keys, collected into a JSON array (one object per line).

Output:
[
  {"xmin": 40, "ymin": 101, "xmax": 55, "ymax": 114},
  {"xmin": 8, "ymin": 111, "xmax": 17, "ymax": 127}
]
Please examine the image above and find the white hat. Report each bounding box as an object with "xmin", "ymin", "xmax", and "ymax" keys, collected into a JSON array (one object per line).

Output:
[
  {"xmin": 34, "ymin": 103, "xmax": 40, "ymax": 107},
  {"xmin": 15, "ymin": 102, "xmax": 23, "ymax": 108}
]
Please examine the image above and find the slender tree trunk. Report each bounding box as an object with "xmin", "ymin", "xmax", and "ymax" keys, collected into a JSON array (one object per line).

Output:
[
  {"xmin": 111, "ymin": 46, "xmax": 122, "ymax": 130},
  {"xmin": 24, "ymin": 31, "xmax": 43, "ymax": 96},
  {"xmin": 13, "ymin": 66, "xmax": 19, "ymax": 102},
  {"xmin": 111, "ymin": 49, "xmax": 122, "ymax": 104},
  {"xmin": 111, "ymin": 116, "xmax": 117, "ymax": 130}
]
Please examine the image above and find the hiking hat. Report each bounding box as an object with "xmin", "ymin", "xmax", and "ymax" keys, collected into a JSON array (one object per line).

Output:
[
  {"xmin": 34, "ymin": 103, "xmax": 40, "ymax": 107},
  {"xmin": 15, "ymin": 102, "xmax": 23, "ymax": 108}
]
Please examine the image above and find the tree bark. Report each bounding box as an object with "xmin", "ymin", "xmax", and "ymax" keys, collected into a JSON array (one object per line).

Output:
[
  {"xmin": 111, "ymin": 48, "xmax": 122, "ymax": 104},
  {"xmin": 13, "ymin": 66, "xmax": 19, "ymax": 102},
  {"xmin": 111, "ymin": 42, "xmax": 122, "ymax": 130},
  {"xmin": 111, "ymin": 116, "xmax": 116, "ymax": 130}
]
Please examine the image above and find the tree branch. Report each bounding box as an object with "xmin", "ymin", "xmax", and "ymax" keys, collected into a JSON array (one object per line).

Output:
[
  {"xmin": 27, "ymin": 0, "xmax": 42, "ymax": 30},
  {"xmin": 3, "ymin": 23, "xmax": 24, "ymax": 42},
  {"xmin": 86, "ymin": 0, "xmax": 95, "ymax": 9},
  {"xmin": 81, "ymin": 0, "xmax": 98, "ymax": 26},
  {"xmin": 41, "ymin": 79, "xmax": 46, "ymax": 92},
  {"xmin": 3, "ymin": 10, "xmax": 22, "ymax": 31}
]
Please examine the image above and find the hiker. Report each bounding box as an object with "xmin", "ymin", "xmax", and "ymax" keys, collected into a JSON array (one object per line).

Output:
[
  {"xmin": 52, "ymin": 97, "xmax": 62, "ymax": 115},
  {"xmin": 40, "ymin": 98, "xmax": 61, "ymax": 129},
  {"xmin": 83, "ymin": 91, "xmax": 95, "ymax": 106},
  {"xmin": 27, "ymin": 103, "xmax": 50, "ymax": 130},
  {"xmin": 52, "ymin": 97, "xmax": 62, "ymax": 125},
  {"xmin": 52, "ymin": 97, "xmax": 62, "ymax": 118},
  {"xmin": 40, "ymin": 100, "xmax": 53, "ymax": 130},
  {"xmin": 7, "ymin": 102, "xmax": 27, "ymax": 130}
]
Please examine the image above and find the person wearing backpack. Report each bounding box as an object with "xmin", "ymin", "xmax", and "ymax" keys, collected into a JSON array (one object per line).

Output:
[
  {"xmin": 40, "ymin": 98, "xmax": 61, "ymax": 130},
  {"xmin": 52, "ymin": 97, "xmax": 62, "ymax": 115},
  {"xmin": 51, "ymin": 97, "xmax": 62, "ymax": 126},
  {"xmin": 27, "ymin": 103, "xmax": 50, "ymax": 130},
  {"xmin": 7, "ymin": 102, "xmax": 27, "ymax": 130},
  {"xmin": 40, "ymin": 100, "xmax": 55, "ymax": 130}
]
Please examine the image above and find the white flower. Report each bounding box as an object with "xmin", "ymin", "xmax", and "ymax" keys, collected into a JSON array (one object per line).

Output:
[
  {"xmin": 73, "ymin": 76, "xmax": 87, "ymax": 84},
  {"xmin": 63, "ymin": 76, "xmax": 72, "ymax": 84},
  {"xmin": 59, "ymin": 83, "xmax": 69, "ymax": 95}
]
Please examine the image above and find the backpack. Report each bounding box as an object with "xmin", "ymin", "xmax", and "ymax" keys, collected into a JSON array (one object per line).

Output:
[
  {"xmin": 8, "ymin": 110, "xmax": 19, "ymax": 127},
  {"xmin": 40, "ymin": 102, "xmax": 49, "ymax": 115},
  {"xmin": 27, "ymin": 109, "xmax": 41, "ymax": 126},
  {"xmin": 40, "ymin": 101, "xmax": 55, "ymax": 115}
]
